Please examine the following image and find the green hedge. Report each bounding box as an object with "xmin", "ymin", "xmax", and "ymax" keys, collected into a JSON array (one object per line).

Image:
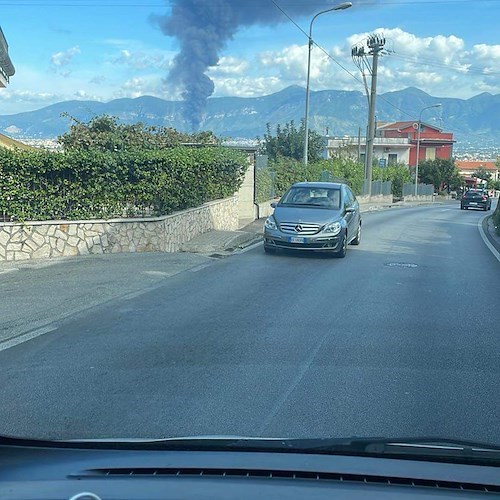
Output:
[
  {"xmin": 263, "ymin": 157, "xmax": 365, "ymax": 197},
  {"xmin": 255, "ymin": 158, "xmax": 411, "ymax": 201},
  {"xmin": 0, "ymin": 146, "xmax": 247, "ymax": 221}
]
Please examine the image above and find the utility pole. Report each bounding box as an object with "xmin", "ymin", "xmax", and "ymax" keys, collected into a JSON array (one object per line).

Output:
[
  {"xmin": 352, "ymin": 34, "xmax": 385, "ymax": 198},
  {"xmin": 365, "ymin": 35, "xmax": 385, "ymax": 198},
  {"xmin": 357, "ymin": 127, "xmax": 361, "ymax": 162}
]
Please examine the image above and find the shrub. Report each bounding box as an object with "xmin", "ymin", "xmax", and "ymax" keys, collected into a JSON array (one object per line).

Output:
[{"xmin": 0, "ymin": 146, "xmax": 247, "ymax": 221}]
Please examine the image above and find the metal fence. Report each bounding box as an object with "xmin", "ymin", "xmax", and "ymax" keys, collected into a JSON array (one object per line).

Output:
[
  {"xmin": 403, "ymin": 183, "xmax": 434, "ymax": 196},
  {"xmin": 362, "ymin": 180, "xmax": 392, "ymax": 196},
  {"xmin": 255, "ymin": 168, "xmax": 277, "ymax": 203}
]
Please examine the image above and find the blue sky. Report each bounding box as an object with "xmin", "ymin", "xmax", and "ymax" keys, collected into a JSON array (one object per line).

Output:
[{"xmin": 0, "ymin": 0, "xmax": 499, "ymax": 115}]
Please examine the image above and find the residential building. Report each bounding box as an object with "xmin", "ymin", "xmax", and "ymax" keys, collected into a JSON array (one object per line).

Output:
[
  {"xmin": 325, "ymin": 121, "xmax": 454, "ymax": 167},
  {"xmin": 0, "ymin": 26, "xmax": 14, "ymax": 87},
  {"xmin": 455, "ymin": 160, "xmax": 499, "ymax": 187}
]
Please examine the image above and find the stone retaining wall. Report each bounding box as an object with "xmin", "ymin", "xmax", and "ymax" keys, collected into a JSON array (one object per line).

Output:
[
  {"xmin": 357, "ymin": 194, "xmax": 394, "ymax": 205},
  {"xmin": 401, "ymin": 195, "xmax": 434, "ymax": 202},
  {"xmin": 0, "ymin": 197, "xmax": 238, "ymax": 261}
]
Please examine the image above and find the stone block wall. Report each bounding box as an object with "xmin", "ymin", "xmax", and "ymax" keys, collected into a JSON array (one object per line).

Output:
[{"xmin": 0, "ymin": 196, "xmax": 238, "ymax": 262}]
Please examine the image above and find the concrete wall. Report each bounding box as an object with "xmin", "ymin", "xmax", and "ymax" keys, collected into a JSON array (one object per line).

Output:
[
  {"xmin": 237, "ymin": 161, "xmax": 256, "ymax": 221},
  {"xmin": 357, "ymin": 194, "xmax": 393, "ymax": 206},
  {"xmin": 257, "ymin": 199, "xmax": 280, "ymax": 219},
  {"xmin": 0, "ymin": 196, "xmax": 238, "ymax": 262},
  {"xmin": 402, "ymin": 195, "xmax": 434, "ymax": 202}
]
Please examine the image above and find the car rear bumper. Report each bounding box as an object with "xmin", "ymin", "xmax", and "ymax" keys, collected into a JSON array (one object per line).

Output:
[{"xmin": 462, "ymin": 201, "xmax": 489, "ymax": 209}]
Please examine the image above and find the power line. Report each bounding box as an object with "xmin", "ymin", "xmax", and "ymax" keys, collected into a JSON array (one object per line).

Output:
[{"xmin": 271, "ymin": 0, "xmax": 418, "ymax": 120}]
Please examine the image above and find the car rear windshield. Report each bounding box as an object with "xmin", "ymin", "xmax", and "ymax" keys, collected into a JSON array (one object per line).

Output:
[
  {"xmin": 280, "ymin": 187, "xmax": 341, "ymax": 209},
  {"xmin": 465, "ymin": 191, "xmax": 483, "ymax": 197}
]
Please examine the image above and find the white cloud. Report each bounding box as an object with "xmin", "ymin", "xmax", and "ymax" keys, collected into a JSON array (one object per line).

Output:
[
  {"xmin": 113, "ymin": 76, "xmax": 180, "ymax": 100},
  {"xmin": 212, "ymin": 76, "xmax": 283, "ymax": 98},
  {"xmin": 112, "ymin": 49, "xmax": 172, "ymax": 70},
  {"xmin": 73, "ymin": 90, "xmax": 103, "ymax": 101},
  {"xmin": 252, "ymin": 27, "xmax": 500, "ymax": 99},
  {"xmin": 0, "ymin": 89, "xmax": 59, "ymax": 103},
  {"xmin": 208, "ymin": 56, "xmax": 249, "ymax": 76},
  {"xmin": 51, "ymin": 46, "xmax": 80, "ymax": 67}
]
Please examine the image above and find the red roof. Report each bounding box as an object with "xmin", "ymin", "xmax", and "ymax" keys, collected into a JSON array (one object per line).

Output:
[
  {"xmin": 456, "ymin": 161, "xmax": 498, "ymax": 171},
  {"xmin": 378, "ymin": 121, "xmax": 442, "ymax": 133}
]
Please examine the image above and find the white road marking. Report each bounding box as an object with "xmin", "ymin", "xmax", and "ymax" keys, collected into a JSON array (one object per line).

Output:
[
  {"xmin": 234, "ymin": 240, "xmax": 263, "ymax": 254},
  {"xmin": 478, "ymin": 214, "xmax": 500, "ymax": 263},
  {"xmin": 0, "ymin": 268, "xmax": 19, "ymax": 275},
  {"xmin": 0, "ymin": 325, "xmax": 58, "ymax": 353},
  {"xmin": 189, "ymin": 262, "xmax": 215, "ymax": 272},
  {"xmin": 143, "ymin": 270, "xmax": 170, "ymax": 277}
]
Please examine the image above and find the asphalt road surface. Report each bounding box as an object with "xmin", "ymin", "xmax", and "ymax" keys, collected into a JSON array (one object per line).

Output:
[{"xmin": 1, "ymin": 203, "xmax": 499, "ymax": 445}]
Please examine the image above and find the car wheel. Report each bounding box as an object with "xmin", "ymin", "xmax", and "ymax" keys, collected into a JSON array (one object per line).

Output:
[
  {"xmin": 335, "ymin": 234, "xmax": 347, "ymax": 258},
  {"xmin": 351, "ymin": 223, "xmax": 361, "ymax": 245},
  {"xmin": 264, "ymin": 245, "xmax": 276, "ymax": 254}
]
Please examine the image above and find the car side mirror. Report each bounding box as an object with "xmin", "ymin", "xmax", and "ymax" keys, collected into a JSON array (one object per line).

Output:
[{"xmin": 270, "ymin": 202, "xmax": 277, "ymax": 208}]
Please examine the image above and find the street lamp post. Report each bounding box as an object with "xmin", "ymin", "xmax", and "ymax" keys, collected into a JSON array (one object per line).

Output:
[
  {"xmin": 303, "ymin": 2, "xmax": 352, "ymax": 166},
  {"xmin": 414, "ymin": 103, "xmax": 442, "ymax": 196}
]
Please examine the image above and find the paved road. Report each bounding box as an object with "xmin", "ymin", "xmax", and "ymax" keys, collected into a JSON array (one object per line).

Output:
[{"xmin": 1, "ymin": 203, "xmax": 499, "ymax": 445}]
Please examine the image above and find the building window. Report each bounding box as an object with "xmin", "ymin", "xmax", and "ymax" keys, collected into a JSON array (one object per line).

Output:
[
  {"xmin": 425, "ymin": 147, "xmax": 436, "ymax": 160},
  {"xmin": 388, "ymin": 153, "xmax": 398, "ymax": 165}
]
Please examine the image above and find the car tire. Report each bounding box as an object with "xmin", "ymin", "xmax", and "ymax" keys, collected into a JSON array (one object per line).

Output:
[
  {"xmin": 335, "ymin": 234, "xmax": 347, "ymax": 258},
  {"xmin": 264, "ymin": 245, "xmax": 276, "ymax": 254},
  {"xmin": 351, "ymin": 223, "xmax": 361, "ymax": 245}
]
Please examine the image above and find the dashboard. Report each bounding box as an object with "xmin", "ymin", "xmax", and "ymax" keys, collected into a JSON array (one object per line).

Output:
[{"xmin": 1, "ymin": 439, "xmax": 500, "ymax": 499}]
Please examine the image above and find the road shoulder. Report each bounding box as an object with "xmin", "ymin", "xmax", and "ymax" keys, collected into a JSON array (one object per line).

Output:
[{"xmin": 480, "ymin": 211, "xmax": 500, "ymax": 260}]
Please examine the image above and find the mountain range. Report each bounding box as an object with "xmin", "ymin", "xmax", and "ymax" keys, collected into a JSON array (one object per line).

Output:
[{"xmin": 0, "ymin": 86, "xmax": 499, "ymax": 150}]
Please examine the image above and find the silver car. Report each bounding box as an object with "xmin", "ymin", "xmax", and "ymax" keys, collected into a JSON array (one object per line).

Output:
[{"xmin": 263, "ymin": 182, "xmax": 361, "ymax": 258}]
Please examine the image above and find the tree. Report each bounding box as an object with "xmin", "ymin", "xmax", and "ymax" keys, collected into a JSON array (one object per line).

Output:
[
  {"xmin": 472, "ymin": 166, "xmax": 492, "ymax": 183},
  {"xmin": 418, "ymin": 158, "xmax": 463, "ymax": 192},
  {"xmin": 488, "ymin": 179, "xmax": 500, "ymax": 191},
  {"xmin": 258, "ymin": 120, "xmax": 325, "ymax": 162},
  {"xmin": 372, "ymin": 163, "xmax": 411, "ymax": 198},
  {"xmin": 57, "ymin": 114, "xmax": 220, "ymax": 152}
]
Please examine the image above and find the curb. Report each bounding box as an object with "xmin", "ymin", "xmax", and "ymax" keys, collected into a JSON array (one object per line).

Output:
[{"xmin": 480, "ymin": 213, "xmax": 500, "ymax": 262}]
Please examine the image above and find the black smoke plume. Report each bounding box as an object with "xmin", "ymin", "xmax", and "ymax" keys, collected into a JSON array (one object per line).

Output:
[{"xmin": 157, "ymin": 0, "xmax": 354, "ymax": 130}]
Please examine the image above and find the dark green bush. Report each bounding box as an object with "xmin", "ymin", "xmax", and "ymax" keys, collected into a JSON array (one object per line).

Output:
[{"xmin": 0, "ymin": 146, "xmax": 247, "ymax": 221}]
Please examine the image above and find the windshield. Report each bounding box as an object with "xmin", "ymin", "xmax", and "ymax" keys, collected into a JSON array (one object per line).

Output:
[
  {"xmin": 0, "ymin": 0, "xmax": 499, "ymax": 460},
  {"xmin": 280, "ymin": 187, "xmax": 341, "ymax": 209}
]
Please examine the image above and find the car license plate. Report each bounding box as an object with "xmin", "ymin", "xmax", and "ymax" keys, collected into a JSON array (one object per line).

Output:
[
  {"xmin": 470, "ymin": 202, "xmax": 477, "ymax": 205},
  {"xmin": 289, "ymin": 236, "xmax": 305, "ymax": 243}
]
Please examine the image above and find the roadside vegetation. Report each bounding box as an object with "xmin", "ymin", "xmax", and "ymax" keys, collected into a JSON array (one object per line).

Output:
[
  {"xmin": 493, "ymin": 201, "xmax": 500, "ymax": 236},
  {"xmin": 0, "ymin": 116, "xmax": 247, "ymax": 222},
  {"xmin": 256, "ymin": 121, "xmax": 412, "ymax": 202}
]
